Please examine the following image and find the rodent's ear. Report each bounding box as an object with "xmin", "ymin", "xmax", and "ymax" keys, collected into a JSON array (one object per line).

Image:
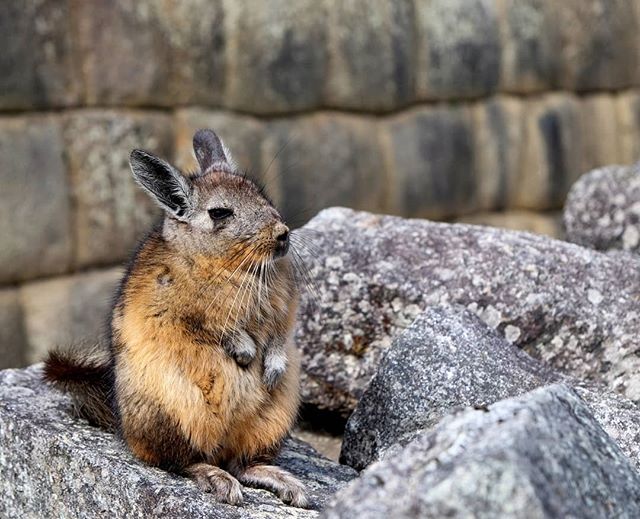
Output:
[
  {"xmin": 193, "ymin": 129, "xmax": 236, "ymax": 174},
  {"xmin": 129, "ymin": 150, "xmax": 194, "ymax": 220}
]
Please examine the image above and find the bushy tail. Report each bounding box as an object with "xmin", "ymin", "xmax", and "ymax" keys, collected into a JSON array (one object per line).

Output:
[{"xmin": 43, "ymin": 344, "xmax": 116, "ymax": 431}]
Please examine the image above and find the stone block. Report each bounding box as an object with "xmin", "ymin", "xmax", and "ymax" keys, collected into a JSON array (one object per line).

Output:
[
  {"xmin": 471, "ymin": 96, "xmax": 525, "ymax": 210},
  {"xmin": 514, "ymin": 93, "xmax": 582, "ymax": 209},
  {"xmin": 174, "ymin": 110, "xmax": 265, "ymax": 179},
  {"xmin": 20, "ymin": 268, "xmax": 122, "ymax": 364},
  {"xmin": 616, "ymin": 92, "xmax": 640, "ymax": 164},
  {"xmin": 414, "ymin": 0, "xmax": 501, "ymax": 100},
  {"xmin": 578, "ymin": 94, "xmax": 621, "ymax": 174},
  {"xmin": 0, "ymin": 289, "xmax": 27, "ymax": 369},
  {"xmin": 323, "ymin": 0, "xmax": 415, "ymax": 111},
  {"xmin": 0, "ymin": 0, "xmax": 82, "ymax": 109},
  {"xmin": 381, "ymin": 105, "xmax": 476, "ymax": 219},
  {"xmin": 495, "ymin": 0, "xmax": 561, "ymax": 93},
  {"xmin": 223, "ymin": 0, "xmax": 328, "ymax": 114},
  {"xmin": 262, "ymin": 114, "xmax": 388, "ymax": 227},
  {"xmin": 75, "ymin": 0, "xmax": 226, "ymax": 107},
  {"xmin": 551, "ymin": 0, "xmax": 640, "ymax": 91},
  {"xmin": 63, "ymin": 110, "xmax": 172, "ymax": 268},
  {"xmin": 0, "ymin": 115, "xmax": 72, "ymax": 283}
]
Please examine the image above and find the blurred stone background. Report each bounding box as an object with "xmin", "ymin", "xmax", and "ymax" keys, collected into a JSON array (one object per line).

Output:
[{"xmin": 1, "ymin": 0, "xmax": 640, "ymax": 368}]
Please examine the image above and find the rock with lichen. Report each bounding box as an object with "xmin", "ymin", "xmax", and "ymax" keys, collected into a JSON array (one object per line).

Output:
[
  {"xmin": 0, "ymin": 365, "xmax": 356, "ymax": 518},
  {"xmin": 564, "ymin": 163, "xmax": 640, "ymax": 253},
  {"xmin": 339, "ymin": 305, "xmax": 640, "ymax": 471},
  {"xmin": 324, "ymin": 385, "xmax": 640, "ymax": 519},
  {"xmin": 293, "ymin": 207, "xmax": 640, "ymax": 415}
]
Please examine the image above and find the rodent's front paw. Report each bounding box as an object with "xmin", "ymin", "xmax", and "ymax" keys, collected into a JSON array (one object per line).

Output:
[
  {"xmin": 223, "ymin": 330, "xmax": 257, "ymax": 367},
  {"xmin": 263, "ymin": 351, "xmax": 287, "ymax": 390}
]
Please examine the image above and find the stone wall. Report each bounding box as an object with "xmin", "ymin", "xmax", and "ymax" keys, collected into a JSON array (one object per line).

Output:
[{"xmin": 2, "ymin": 0, "xmax": 640, "ymax": 367}]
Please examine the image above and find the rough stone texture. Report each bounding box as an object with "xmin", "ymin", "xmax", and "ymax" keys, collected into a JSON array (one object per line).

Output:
[
  {"xmin": 294, "ymin": 208, "xmax": 640, "ymax": 414},
  {"xmin": 324, "ymin": 385, "xmax": 640, "ymax": 519},
  {"xmin": 0, "ymin": 289, "xmax": 27, "ymax": 370},
  {"xmin": 0, "ymin": 365, "xmax": 356, "ymax": 518},
  {"xmin": 174, "ymin": 109, "xmax": 265, "ymax": 179},
  {"xmin": 414, "ymin": 0, "xmax": 501, "ymax": 101},
  {"xmin": 616, "ymin": 92, "xmax": 640, "ymax": 165},
  {"xmin": 457, "ymin": 210, "xmax": 561, "ymax": 239},
  {"xmin": 470, "ymin": 96, "xmax": 524, "ymax": 210},
  {"xmin": 75, "ymin": 0, "xmax": 226, "ymax": 107},
  {"xmin": 495, "ymin": 0, "xmax": 560, "ymax": 93},
  {"xmin": 381, "ymin": 105, "xmax": 476, "ymax": 219},
  {"xmin": 552, "ymin": 0, "xmax": 640, "ymax": 92},
  {"xmin": 0, "ymin": 0, "xmax": 82, "ymax": 110},
  {"xmin": 20, "ymin": 268, "xmax": 122, "ymax": 364},
  {"xmin": 340, "ymin": 306, "xmax": 640, "ymax": 472},
  {"xmin": 0, "ymin": 115, "xmax": 72, "ymax": 283},
  {"xmin": 340, "ymin": 306, "xmax": 555, "ymax": 470},
  {"xmin": 514, "ymin": 93, "xmax": 583, "ymax": 209},
  {"xmin": 564, "ymin": 163, "xmax": 640, "ymax": 253},
  {"xmin": 262, "ymin": 114, "xmax": 388, "ymax": 227},
  {"xmin": 63, "ymin": 110, "xmax": 171, "ymax": 268},
  {"xmin": 223, "ymin": 0, "xmax": 327, "ymax": 114},
  {"xmin": 323, "ymin": 0, "xmax": 415, "ymax": 111}
]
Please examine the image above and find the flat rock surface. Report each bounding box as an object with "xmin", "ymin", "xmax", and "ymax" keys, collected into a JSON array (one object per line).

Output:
[
  {"xmin": 293, "ymin": 208, "xmax": 640, "ymax": 414},
  {"xmin": 340, "ymin": 306, "xmax": 640, "ymax": 471},
  {"xmin": 564, "ymin": 163, "xmax": 640, "ymax": 253},
  {"xmin": 324, "ymin": 385, "xmax": 640, "ymax": 519},
  {"xmin": 0, "ymin": 366, "xmax": 356, "ymax": 518}
]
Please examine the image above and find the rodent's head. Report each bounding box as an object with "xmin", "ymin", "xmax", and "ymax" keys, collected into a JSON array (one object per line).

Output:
[{"xmin": 129, "ymin": 129, "xmax": 289, "ymax": 262}]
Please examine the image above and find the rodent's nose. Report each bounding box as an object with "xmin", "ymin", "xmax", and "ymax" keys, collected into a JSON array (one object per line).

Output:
[
  {"xmin": 276, "ymin": 229, "xmax": 289, "ymax": 243},
  {"xmin": 273, "ymin": 223, "xmax": 290, "ymax": 257}
]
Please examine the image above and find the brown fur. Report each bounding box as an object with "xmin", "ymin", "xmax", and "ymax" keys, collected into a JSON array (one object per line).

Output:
[
  {"xmin": 44, "ymin": 130, "xmax": 307, "ymax": 507},
  {"xmin": 111, "ymin": 229, "xmax": 300, "ymax": 471}
]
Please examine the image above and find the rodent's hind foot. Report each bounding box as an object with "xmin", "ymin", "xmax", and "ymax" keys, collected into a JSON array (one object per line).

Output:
[
  {"xmin": 231, "ymin": 463, "xmax": 309, "ymax": 508},
  {"xmin": 185, "ymin": 463, "xmax": 244, "ymax": 505}
]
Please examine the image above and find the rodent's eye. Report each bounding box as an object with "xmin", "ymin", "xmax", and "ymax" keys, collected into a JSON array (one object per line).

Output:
[{"xmin": 208, "ymin": 207, "xmax": 234, "ymax": 221}]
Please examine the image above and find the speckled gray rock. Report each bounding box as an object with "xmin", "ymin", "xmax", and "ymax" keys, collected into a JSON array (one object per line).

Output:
[
  {"xmin": 564, "ymin": 163, "xmax": 640, "ymax": 253},
  {"xmin": 294, "ymin": 208, "xmax": 640, "ymax": 414},
  {"xmin": 0, "ymin": 366, "xmax": 356, "ymax": 518},
  {"xmin": 324, "ymin": 385, "xmax": 640, "ymax": 519},
  {"xmin": 340, "ymin": 305, "xmax": 640, "ymax": 471}
]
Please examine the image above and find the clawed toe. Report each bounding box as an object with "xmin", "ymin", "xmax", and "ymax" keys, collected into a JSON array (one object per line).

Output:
[{"xmin": 187, "ymin": 463, "xmax": 244, "ymax": 505}]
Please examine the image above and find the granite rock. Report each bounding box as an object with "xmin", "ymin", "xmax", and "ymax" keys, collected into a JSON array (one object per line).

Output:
[
  {"xmin": 0, "ymin": 366, "xmax": 356, "ymax": 518},
  {"xmin": 564, "ymin": 163, "xmax": 640, "ymax": 254},
  {"xmin": 324, "ymin": 385, "xmax": 640, "ymax": 519},
  {"xmin": 340, "ymin": 306, "xmax": 640, "ymax": 471},
  {"xmin": 293, "ymin": 208, "xmax": 640, "ymax": 414}
]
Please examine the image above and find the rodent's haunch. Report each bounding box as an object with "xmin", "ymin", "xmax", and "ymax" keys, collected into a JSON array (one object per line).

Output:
[{"xmin": 43, "ymin": 129, "xmax": 307, "ymax": 507}]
